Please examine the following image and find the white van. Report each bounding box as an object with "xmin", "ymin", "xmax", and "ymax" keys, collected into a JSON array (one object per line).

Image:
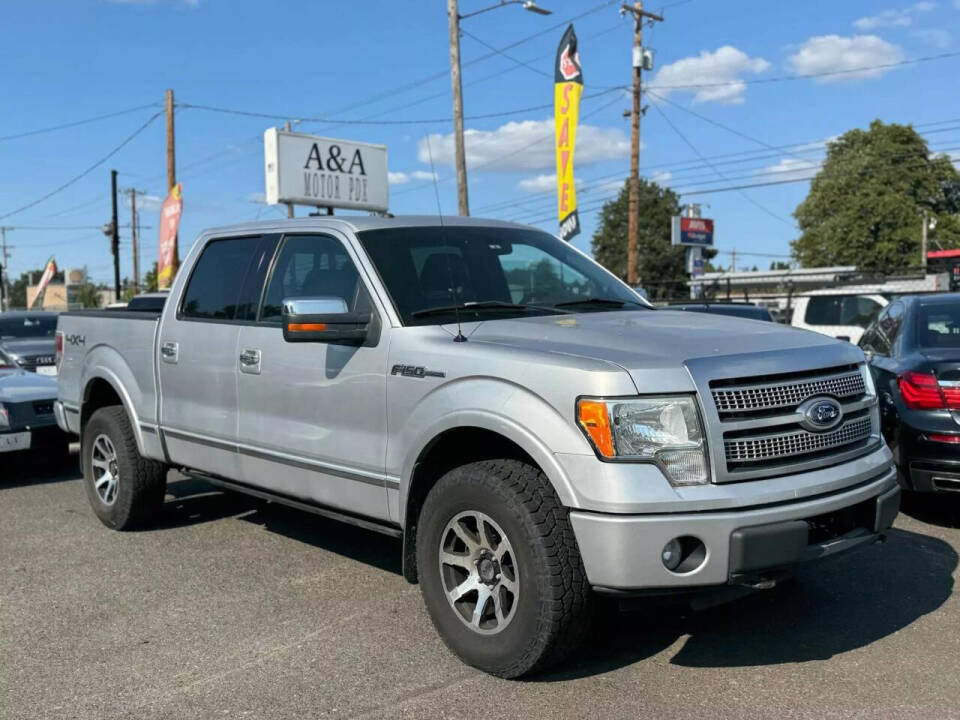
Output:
[{"xmin": 790, "ymin": 292, "xmax": 888, "ymax": 343}]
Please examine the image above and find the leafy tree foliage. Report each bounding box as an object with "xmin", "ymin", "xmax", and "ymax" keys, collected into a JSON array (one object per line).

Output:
[
  {"xmin": 75, "ymin": 282, "xmax": 102, "ymax": 309},
  {"xmin": 143, "ymin": 262, "xmax": 159, "ymax": 293},
  {"xmin": 591, "ymin": 179, "xmax": 715, "ymax": 300},
  {"xmin": 793, "ymin": 120, "xmax": 960, "ymax": 271}
]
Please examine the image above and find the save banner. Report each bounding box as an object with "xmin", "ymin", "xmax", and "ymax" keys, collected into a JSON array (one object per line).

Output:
[
  {"xmin": 31, "ymin": 256, "xmax": 57, "ymax": 308},
  {"xmin": 157, "ymin": 183, "xmax": 183, "ymax": 290},
  {"xmin": 554, "ymin": 24, "xmax": 582, "ymax": 242}
]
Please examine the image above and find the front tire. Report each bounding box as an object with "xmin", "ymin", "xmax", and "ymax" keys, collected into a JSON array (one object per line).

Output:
[
  {"xmin": 416, "ymin": 459, "xmax": 592, "ymax": 678},
  {"xmin": 82, "ymin": 406, "xmax": 167, "ymax": 530}
]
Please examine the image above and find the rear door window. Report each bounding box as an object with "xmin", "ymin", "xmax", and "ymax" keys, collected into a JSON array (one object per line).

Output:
[
  {"xmin": 917, "ymin": 302, "xmax": 960, "ymax": 348},
  {"xmin": 804, "ymin": 295, "xmax": 882, "ymax": 328},
  {"xmin": 180, "ymin": 235, "xmax": 275, "ymax": 321}
]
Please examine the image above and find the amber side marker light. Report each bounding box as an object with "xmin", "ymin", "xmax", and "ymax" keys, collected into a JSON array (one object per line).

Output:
[
  {"xmin": 287, "ymin": 322, "xmax": 327, "ymax": 332},
  {"xmin": 577, "ymin": 399, "xmax": 615, "ymax": 458}
]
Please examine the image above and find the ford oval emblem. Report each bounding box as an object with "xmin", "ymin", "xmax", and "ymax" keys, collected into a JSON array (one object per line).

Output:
[{"xmin": 798, "ymin": 397, "xmax": 843, "ymax": 432}]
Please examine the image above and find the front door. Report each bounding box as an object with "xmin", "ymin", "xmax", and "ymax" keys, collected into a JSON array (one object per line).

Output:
[
  {"xmin": 158, "ymin": 234, "xmax": 276, "ymax": 480},
  {"xmin": 235, "ymin": 232, "xmax": 390, "ymax": 521}
]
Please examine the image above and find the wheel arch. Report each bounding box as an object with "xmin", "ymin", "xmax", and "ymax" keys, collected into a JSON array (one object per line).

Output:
[{"xmin": 400, "ymin": 417, "xmax": 576, "ymax": 584}]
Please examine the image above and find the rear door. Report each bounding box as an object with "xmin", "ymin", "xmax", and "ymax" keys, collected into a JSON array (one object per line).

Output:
[
  {"xmin": 234, "ymin": 231, "xmax": 391, "ymax": 521},
  {"xmin": 157, "ymin": 234, "xmax": 277, "ymax": 479}
]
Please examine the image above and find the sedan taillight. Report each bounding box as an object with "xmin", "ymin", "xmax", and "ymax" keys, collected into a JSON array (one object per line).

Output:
[
  {"xmin": 55, "ymin": 331, "xmax": 64, "ymax": 371},
  {"xmin": 898, "ymin": 371, "xmax": 960, "ymax": 410}
]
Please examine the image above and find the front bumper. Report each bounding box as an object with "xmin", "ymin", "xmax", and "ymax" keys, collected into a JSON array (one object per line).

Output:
[{"xmin": 570, "ymin": 465, "xmax": 899, "ymax": 591}]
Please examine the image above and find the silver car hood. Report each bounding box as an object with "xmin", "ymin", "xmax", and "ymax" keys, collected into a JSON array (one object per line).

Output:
[
  {"xmin": 0, "ymin": 371, "xmax": 58, "ymax": 403},
  {"xmin": 463, "ymin": 309, "xmax": 862, "ymax": 391}
]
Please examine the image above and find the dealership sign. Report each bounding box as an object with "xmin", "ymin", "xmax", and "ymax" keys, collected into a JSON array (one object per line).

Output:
[
  {"xmin": 671, "ymin": 216, "xmax": 714, "ymax": 247},
  {"xmin": 264, "ymin": 129, "xmax": 388, "ymax": 212}
]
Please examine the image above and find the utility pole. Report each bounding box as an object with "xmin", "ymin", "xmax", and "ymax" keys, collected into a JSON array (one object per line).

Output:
[
  {"xmin": 447, "ymin": 0, "xmax": 469, "ymax": 216},
  {"xmin": 165, "ymin": 88, "xmax": 179, "ymax": 280},
  {"xmin": 123, "ymin": 188, "xmax": 146, "ymax": 295},
  {"xmin": 285, "ymin": 121, "xmax": 295, "ymax": 219},
  {"xmin": 623, "ymin": 1, "xmax": 662, "ymax": 288},
  {"xmin": 921, "ymin": 208, "xmax": 929, "ymax": 272},
  {"xmin": 730, "ymin": 248, "xmax": 737, "ymax": 273},
  {"xmin": 110, "ymin": 170, "xmax": 120, "ymax": 300},
  {"xmin": 0, "ymin": 227, "xmax": 10, "ymax": 311}
]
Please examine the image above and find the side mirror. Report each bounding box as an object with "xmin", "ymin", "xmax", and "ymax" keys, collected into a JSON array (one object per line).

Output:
[{"xmin": 281, "ymin": 297, "xmax": 372, "ymax": 345}]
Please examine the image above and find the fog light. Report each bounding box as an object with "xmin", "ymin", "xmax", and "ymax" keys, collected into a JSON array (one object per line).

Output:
[{"xmin": 662, "ymin": 538, "xmax": 683, "ymax": 571}]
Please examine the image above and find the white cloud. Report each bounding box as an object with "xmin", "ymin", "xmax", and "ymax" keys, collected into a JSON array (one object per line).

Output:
[
  {"xmin": 518, "ymin": 174, "xmax": 558, "ymax": 193},
  {"xmin": 411, "ymin": 170, "xmax": 438, "ymax": 181},
  {"xmin": 758, "ymin": 157, "xmax": 819, "ymax": 181},
  {"xmin": 418, "ymin": 118, "xmax": 630, "ymax": 173},
  {"xmin": 648, "ymin": 46, "xmax": 771, "ymax": 104},
  {"xmin": 387, "ymin": 172, "xmax": 410, "ymax": 185},
  {"xmin": 787, "ymin": 35, "xmax": 904, "ymax": 81},
  {"xmin": 853, "ymin": 2, "xmax": 935, "ymax": 30},
  {"xmin": 651, "ymin": 171, "xmax": 673, "ymax": 185},
  {"xmin": 912, "ymin": 28, "xmax": 951, "ymax": 47}
]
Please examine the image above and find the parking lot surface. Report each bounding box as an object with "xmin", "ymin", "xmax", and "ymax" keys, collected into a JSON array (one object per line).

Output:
[{"xmin": 2, "ymin": 459, "xmax": 959, "ymax": 720}]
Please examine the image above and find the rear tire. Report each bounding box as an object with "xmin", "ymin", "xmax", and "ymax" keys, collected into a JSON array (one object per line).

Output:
[
  {"xmin": 416, "ymin": 459, "xmax": 592, "ymax": 678},
  {"xmin": 82, "ymin": 406, "xmax": 166, "ymax": 530}
]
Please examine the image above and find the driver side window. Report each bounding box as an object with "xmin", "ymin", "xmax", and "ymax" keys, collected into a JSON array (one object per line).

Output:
[{"xmin": 260, "ymin": 234, "xmax": 370, "ymax": 323}]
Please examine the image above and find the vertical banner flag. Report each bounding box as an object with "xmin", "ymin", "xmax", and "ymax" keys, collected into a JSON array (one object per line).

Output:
[
  {"xmin": 157, "ymin": 183, "xmax": 183, "ymax": 290},
  {"xmin": 31, "ymin": 257, "xmax": 57, "ymax": 308},
  {"xmin": 555, "ymin": 24, "xmax": 583, "ymax": 242}
]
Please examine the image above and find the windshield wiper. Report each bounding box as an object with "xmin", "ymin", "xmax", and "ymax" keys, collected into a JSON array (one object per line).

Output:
[
  {"xmin": 412, "ymin": 301, "xmax": 540, "ymax": 318},
  {"xmin": 554, "ymin": 297, "xmax": 646, "ymax": 309}
]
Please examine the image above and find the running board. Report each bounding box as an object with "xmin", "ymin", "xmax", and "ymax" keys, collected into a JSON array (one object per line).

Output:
[{"xmin": 186, "ymin": 471, "xmax": 403, "ymax": 539}]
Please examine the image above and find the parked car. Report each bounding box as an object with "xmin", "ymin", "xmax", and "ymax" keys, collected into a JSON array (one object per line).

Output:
[
  {"xmin": 0, "ymin": 310, "xmax": 59, "ymax": 375},
  {"xmin": 791, "ymin": 291, "xmax": 887, "ymax": 343},
  {"xmin": 669, "ymin": 302, "xmax": 774, "ymax": 322},
  {"xmin": 57, "ymin": 217, "xmax": 898, "ymax": 678},
  {"xmin": 125, "ymin": 290, "xmax": 168, "ymax": 313},
  {"xmin": 0, "ymin": 345, "xmax": 70, "ymax": 459},
  {"xmin": 861, "ymin": 293, "xmax": 960, "ymax": 494}
]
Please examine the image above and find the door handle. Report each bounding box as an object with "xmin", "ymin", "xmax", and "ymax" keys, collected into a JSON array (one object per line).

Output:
[
  {"xmin": 160, "ymin": 341, "xmax": 179, "ymax": 363},
  {"xmin": 239, "ymin": 349, "xmax": 262, "ymax": 375}
]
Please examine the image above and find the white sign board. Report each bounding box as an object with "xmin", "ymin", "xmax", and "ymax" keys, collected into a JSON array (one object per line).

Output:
[{"xmin": 264, "ymin": 128, "xmax": 388, "ymax": 212}]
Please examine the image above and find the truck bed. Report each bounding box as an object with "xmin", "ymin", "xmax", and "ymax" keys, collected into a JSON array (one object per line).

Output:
[{"xmin": 57, "ymin": 310, "xmax": 162, "ymax": 435}]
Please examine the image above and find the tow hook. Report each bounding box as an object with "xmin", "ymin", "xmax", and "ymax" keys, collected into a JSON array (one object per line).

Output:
[{"xmin": 729, "ymin": 573, "xmax": 777, "ymax": 590}]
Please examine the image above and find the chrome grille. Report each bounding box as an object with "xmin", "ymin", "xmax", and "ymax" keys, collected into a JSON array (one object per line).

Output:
[
  {"xmin": 712, "ymin": 370, "xmax": 865, "ymax": 414},
  {"xmin": 725, "ymin": 416, "xmax": 872, "ymax": 464}
]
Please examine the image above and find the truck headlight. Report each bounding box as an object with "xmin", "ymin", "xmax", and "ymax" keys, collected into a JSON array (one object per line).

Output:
[
  {"xmin": 577, "ymin": 396, "xmax": 710, "ymax": 486},
  {"xmin": 0, "ymin": 403, "xmax": 9, "ymax": 430}
]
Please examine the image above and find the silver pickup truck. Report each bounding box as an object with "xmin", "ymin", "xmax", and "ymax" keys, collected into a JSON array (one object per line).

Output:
[{"xmin": 56, "ymin": 216, "xmax": 900, "ymax": 678}]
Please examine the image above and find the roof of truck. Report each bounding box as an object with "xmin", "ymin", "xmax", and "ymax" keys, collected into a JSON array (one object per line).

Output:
[{"xmin": 200, "ymin": 215, "xmax": 535, "ymax": 237}]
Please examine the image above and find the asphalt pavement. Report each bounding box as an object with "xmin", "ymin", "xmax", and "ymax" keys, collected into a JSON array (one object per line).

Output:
[{"xmin": 2, "ymin": 455, "xmax": 959, "ymax": 720}]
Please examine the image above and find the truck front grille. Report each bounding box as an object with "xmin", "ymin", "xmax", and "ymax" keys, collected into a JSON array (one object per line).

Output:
[
  {"xmin": 707, "ymin": 363, "xmax": 878, "ymax": 482},
  {"xmin": 712, "ymin": 367, "xmax": 865, "ymax": 415},
  {"xmin": 725, "ymin": 415, "xmax": 872, "ymax": 465}
]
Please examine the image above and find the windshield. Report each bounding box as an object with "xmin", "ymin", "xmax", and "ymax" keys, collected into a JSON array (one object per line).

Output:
[
  {"xmin": 357, "ymin": 226, "xmax": 647, "ymax": 326},
  {"xmin": 0, "ymin": 314, "xmax": 58, "ymax": 339},
  {"xmin": 917, "ymin": 302, "xmax": 960, "ymax": 348}
]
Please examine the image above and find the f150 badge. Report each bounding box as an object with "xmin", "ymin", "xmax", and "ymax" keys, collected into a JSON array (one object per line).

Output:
[{"xmin": 391, "ymin": 364, "xmax": 445, "ymax": 379}]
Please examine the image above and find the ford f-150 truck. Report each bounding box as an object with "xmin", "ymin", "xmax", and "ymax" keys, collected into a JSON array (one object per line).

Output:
[{"xmin": 56, "ymin": 216, "xmax": 900, "ymax": 678}]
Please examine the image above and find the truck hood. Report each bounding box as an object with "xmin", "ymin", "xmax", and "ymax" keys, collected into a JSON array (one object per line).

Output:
[
  {"xmin": 0, "ymin": 338, "xmax": 56, "ymax": 359},
  {"xmin": 463, "ymin": 309, "xmax": 860, "ymax": 390},
  {"xmin": 0, "ymin": 371, "xmax": 57, "ymax": 403}
]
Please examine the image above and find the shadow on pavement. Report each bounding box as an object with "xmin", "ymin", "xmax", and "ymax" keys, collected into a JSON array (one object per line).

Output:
[
  {"xmin": 0, "ymin": 450, "xmax": 78, "ymax": 488},
  {"xmin": 900, "ymin": 491, "xmax": 960, "ymax": 529},
  {"xmin": 157, "ymin": 475, "xmax": 403, "ymax": 575},
  {"xmin": 540, "ymin": 527, "xmax": 956, "ymax": 680}
]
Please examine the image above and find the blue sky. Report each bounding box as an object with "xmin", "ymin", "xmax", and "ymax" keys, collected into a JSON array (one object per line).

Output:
[{"xmin": 1, "ymin": 0, "xmax": 959, "ymax": 285}]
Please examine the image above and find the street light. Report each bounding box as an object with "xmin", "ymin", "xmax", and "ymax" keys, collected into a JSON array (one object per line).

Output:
[{"xmin": 447, "ymin": 0, "xmax": 552, "ymax": 216}]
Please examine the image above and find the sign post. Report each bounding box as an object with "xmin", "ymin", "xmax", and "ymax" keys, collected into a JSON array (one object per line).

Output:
[
  {"xmin": 264, "ymin": 129, "xmax": 389, "ymax": 213},
  {"xmin": 672, "ymin": 207, "xmax": 714, "ymax": 300}
]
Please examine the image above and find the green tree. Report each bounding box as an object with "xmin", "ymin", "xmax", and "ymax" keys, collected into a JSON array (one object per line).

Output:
[
  {"xmin": 591, "ymin": 179, "xmax": 715, "ymax": 300},
  {"xmin": 793, "ymin": 120, "xmax": 960, "ymax": 271},
  {"xmin": 769, "ymin": 261, "xmax": 791, "ymax": 271},
  {"xmin": 143, "ymin": 262, "xmax": 159, "ymax": 292},
  {"xmin": 75, "ymin": 283, "xmax": 102, "ymax": 309}
]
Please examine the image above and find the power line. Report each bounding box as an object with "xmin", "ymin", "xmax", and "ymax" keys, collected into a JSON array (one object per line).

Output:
[
  {"xmin": 0, "ymin": 110, "xmax": 163, "ymax": 221},
  {"xmin": 645, "ymin": 50, "xmax": 960, "ymax": 92},
  {"xmin": 0, "ymin": 103, "xmax": 160, "ymax": 143}
]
